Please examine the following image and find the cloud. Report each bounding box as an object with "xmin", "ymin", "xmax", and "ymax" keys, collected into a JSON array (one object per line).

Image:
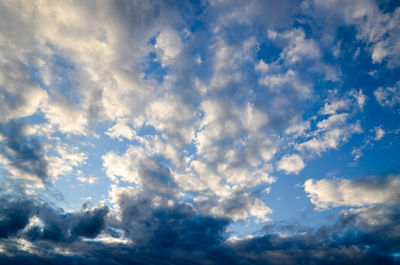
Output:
[
  {"xmin": 374, "ymin": 81, "xmax": 400, "ymax": 109},
  {"xmin": 154, "ymin": 28, "xmax": 183, "ymax": 66},
  {"xmin": 0, "ymin": 189, "xmax": 109, "ymax": 243},
  {"xmin": 297, "ymin": 90, "xmax": 363, "ymax": 155},
  {"xmin": 304, "ymin": 174, "xmax": 400, "ymax": 209},
  {"xmin": 0, "ymin": 123, "xmax": 49, "ymax": 185},
  {"xmin": 1, "ymin": 191, "xmax": 399, "ymax": 265},
  {"xmin": 308, "ymin": 0, "xmax": 400, "ymax": 68},
  {"xmin": 25, "ymin": 204, "xmax": 109, "ymax": 243},
  {"xmin": 76, "ymin": 174, "xmax": 98, "ymax": 184},
  {"xmin": 0, "ymin": 196, "xmax": 34, "ymax": 238},
  {"xmin": 231, "ymin": 210, "xmax": 400, "ymax": 265},
  {"xmin": 105, "ymin": 119, "xmax": 136, "ymax": 141},
  {"xmin": 374, "ymin": 127, "xmax": 385, "ymax": 141},
  {"xmin": 0, "ymin": 1, "xmax": 399, "ymax": 264},
  {"xmin": 277, "ymin": 154, "xmax": 305, "ymax": 174},
  {"xmin": 43, "ymin": 97, "xmax": 88, "ymax": 135},
  {"xmin": 103, "ymin": 145, "xmax": 176, "ymax": 197},
  {"xmin": 278, "ymin": 28, "xmax": 320, "ymax": 64}
]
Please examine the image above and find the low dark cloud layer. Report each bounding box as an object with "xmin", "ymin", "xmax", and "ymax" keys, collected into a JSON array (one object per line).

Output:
[
  {"xmin": 0, "ymin": 190, "xmax": 399, "ymax": 265},
  {"xmin": 0, "ymin": 196, "xmax": 34, "ymax": 238}
]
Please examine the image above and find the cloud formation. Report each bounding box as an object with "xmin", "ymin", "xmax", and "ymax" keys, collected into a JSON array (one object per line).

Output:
[
  {"xmin": 304, "ymin": 174, "xmax": 400, "ymax": 209},
  {"xmin": 0, "ymin": 190, "xmax": 400, "ymax": 265},
  {"xmin": 0, "ymin": 0, "xmax": 399, "ymax": 264}
]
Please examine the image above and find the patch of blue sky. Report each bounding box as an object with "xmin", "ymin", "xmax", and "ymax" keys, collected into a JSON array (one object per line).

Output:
[
  {"xmin": 29, "ymin": 66, "xmax": 48, "ymax": 89},
  {"xmin": 256, "ymin": 41, "xmax": 282, "ymax": 64},
  {"xmin": 47, "ymin": 56, "xmax": 80, "ymax": 100},
  {"xmin": 141, "ymin": 52, "xmax": 169, "ymax": 84}
]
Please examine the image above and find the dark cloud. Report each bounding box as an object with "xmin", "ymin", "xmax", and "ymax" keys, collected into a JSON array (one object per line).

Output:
[
  {"xmin": 0, "ymin": 122, "xmax": 49, "ymax": 183},
  {"xmin": 230, "ymin": 205, "xmax": 400, "ymax": 265},
  {"xmin": 0, "ymin": 196, "xmax": 34, "ymax": 238},
  {"xmin": 26, "ymin": 204, "xmax": 109, "ymax": 242},
  {"xmin": 0, "ymin": 191, "xmax": 108, "ymax": 243},
  {"xmin": 1, "ymin": 188, "xmax": 400, "ymax": 265}
]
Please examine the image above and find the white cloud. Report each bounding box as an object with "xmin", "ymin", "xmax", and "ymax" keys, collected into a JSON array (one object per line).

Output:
[
  {"xmin": 298, "ymin": 122, "xmax": 361, "ymax": 154},
  {"xmin": 43, "ymin": 99, "xmax": 88, "ymax": 135},
  {"xmin": 371, "ymin": 41, "xmax": 388, "ymax": 63},
  {"xmin": 105, "ymin": 120, "xmax": 136, "ymax": 141},
  {"xmin": 374, "ymin": 81, "xmax": 400, "ymax": 108},
  {"xmin": 374, "ymin": 127, "xmax": 385, "ymax": 141},
  {"xmin": 279, "ymin": 28, "xmax": 320, "ymax": 64},
  {"xmin": 309, "ymin": 0, "xmax": 400, "ymax": 68},
  {"xmin": 102, "ymin": 144, "xmax": 176, "ymax": 196},
  {"xmin": 145, "ymin": 94, "xmax": 196, "ymax": 146},
  {"xmin": 319, "ymin": 100, "xmax": 350, "ymax": 115},
  {"xmin": 0, "ymin": 54, "xmax": 48, "ymax": 123},
  {"xmin": 210, "ymin": 38, "xmax": 256, "ymax": 89},
  {"xmin": 297, "ymin": 90, "xmax": 364, "ymax": 155},
  {"xmin": 258, "ymin": 69, "xmax": 311, "ymax": 98},
  {"xmin": 304, "ymin": 175, "xmax": 400, "ymax": 209},
  {"xmin": 209, "ymin": 192, "xmax": 272, "ymax": 222},
  {"xmin": 277, "ymin": 154, "xmax": 305, "ymax": 174},
  {"xmin": 284, "ymin": 119, "xmax": 310, "ymax": 137},
  {"xmin": 351, "ymin": 90, "xmax": 367, "ymax": 110},
  {"xmin": 77, "ymin": 174, "xmax": 98, "ymax": 184},
  {"xmin": 154, "ymin": 28, "xmax": 183, "ymax": 66},
  {"xmin": 316, "ymin": 113, "xmax": 348, "ymax": 130},
  {"xmin": 102, "ymin": 149, "xmax": 141, "ymax": 184},
  {"xmin": 46, "ymin": 143, "xmax": 87, "ymax": 180}
]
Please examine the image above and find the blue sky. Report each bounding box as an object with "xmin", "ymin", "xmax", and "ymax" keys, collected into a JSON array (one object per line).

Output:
[{"xmin": 0, "ymin": 0, "xmax": 400, "ymax": 264}]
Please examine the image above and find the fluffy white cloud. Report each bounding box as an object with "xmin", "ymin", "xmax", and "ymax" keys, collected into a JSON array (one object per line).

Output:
[
  {"xmin": 374, "ymin": 127, "xmax": 385, "ymax": 141},
  {"xmin": 46, "ymin": 143, "xmax": 87, "ymax": 181},
  {"xmin": 279, "ymin": 28, "xmax": 320, "ymax": 64},
  {"xmin": 304, "ymin": 175, "xmax": 400, "ymax": 209},
  {"xmin": 105, "ymin": 120, "xmax": 136, "ymax": 141},
  {"xmin": 209, "ymin": 193, "xmax": 272, "ymax": 222},
  {"xmin": 374, "ymin": 81, "xmax": 400, "ymax": 108},
  {"xmin": 155, "ymin": 28, "xmax": 183, "ymax": 66},
  {"xmin": 277, "ymin": 154, "xmax": 305, "ymax": 174},
  {"xmin": 210, "ymin": 38, "xmax": 256, "ymax": 89},
  {"xmin": 43, "ymin": 99, "xmax": 88, "ymax": 135},
  {"xmin": 145, "ymin": 94, "xmax": 196, "ymax": 147}
]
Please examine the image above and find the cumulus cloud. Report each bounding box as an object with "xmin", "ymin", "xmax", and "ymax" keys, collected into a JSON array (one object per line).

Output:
[
  {"xmin": 278, "ymin": 28, "xmax": 320, "ymax": 64},
  {"xmin": 154, "ymin": 28, "xmax": 183, "ymax": 66},
  {"xmin": 304, "ymin": 174, "xmax": 400, "ymax": 209},
  {"xmin": 43, "ymin": 98, "xmax": 88, "ymax": 135},
  {"xmin": 277, "ymin": 154, "xmax": 305, "ymax": 174},
  {"xmin": 0, "ymin": 0, "xmax": 399, "ymax": 264},
  {"xmin": 105, "ymin": 120, "xmax": 136, "ymax": 141}
]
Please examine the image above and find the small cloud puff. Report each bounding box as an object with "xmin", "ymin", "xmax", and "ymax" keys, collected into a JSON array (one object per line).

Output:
[{"xmin": 277, "ymin": 154, "xmax": 305, "ymax": 175}]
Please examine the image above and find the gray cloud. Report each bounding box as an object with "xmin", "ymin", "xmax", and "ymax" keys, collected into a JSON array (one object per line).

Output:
[{"xmin": 0, "ymin": 122, "xmax": 49, "ymax": 183}]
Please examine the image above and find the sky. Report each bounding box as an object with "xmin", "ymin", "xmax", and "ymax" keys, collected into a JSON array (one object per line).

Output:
[{"xmin": 0, "ymin": 0, "xmax": 400, "ymax": 264}]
